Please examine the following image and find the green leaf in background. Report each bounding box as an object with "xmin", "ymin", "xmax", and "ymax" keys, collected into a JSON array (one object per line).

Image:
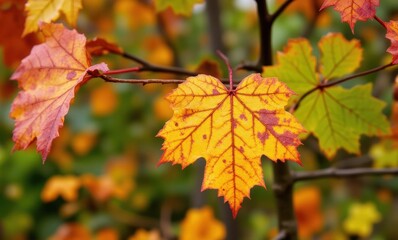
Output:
[
  {"xmin": 264, "ymin": 34, "xmax": 389, "ymax": 158},
  {"xmin": 263, "ymin": 38, "xmax": 318, "ymax": 95},
  {"xmin": 155, "ymin": 0, "xmax": 204, "ymax": 16},
  {"xmin": 319, "ymin": 33, "xmax": 363, "ymax": 80},
  {"xmin": 295, "ymin": 84, "xmax": 390, "ymax": 158}
]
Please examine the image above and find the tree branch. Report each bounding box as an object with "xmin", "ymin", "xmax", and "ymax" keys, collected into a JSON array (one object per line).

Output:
[
  {"xmin": 291, "ymin": 62, "xmax": 394, "ymax": 111},
  {"xmin": 255, "ymin": 0, "xmax": 272, "ymax": 70},
  {"xmin": 113, "ymin": 52, "xmax": 198, "ymax": 76},
  {"xmin": 206, "ymin": 0, "xmax": 226, "ymax": 53},
  {"xmin": 270, "ymin": 0, "xmax": 294, "ymax": 23},
  {"xmin": 293, "ymin": 167, "xmax": 398, "ymax": 182},
  {"xmin": 92, "ymin": 73, "xmax": 235, "ymax": 86}
]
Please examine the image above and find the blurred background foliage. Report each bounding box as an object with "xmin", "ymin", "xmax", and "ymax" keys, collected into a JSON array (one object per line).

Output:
[{"xmin": 1, "ymin": 0, "xmax": 398, "ymax": 239}]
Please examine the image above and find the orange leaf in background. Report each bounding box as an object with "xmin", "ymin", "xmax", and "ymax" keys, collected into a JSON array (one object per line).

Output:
[
  {"xmin": 320, "ymin": 0, "xmax": 379, "ymax": 32},
  {"xmin": 90, "ymin": 84, "xmax": 118, "ymax": 116},
  {"xmin": 115, "ymin": 0, "xmax": 155, "ymax": 30},
  {"xmin": 10, "ymin": 23, "xmax": 109, "ymax": 161},
  {"xmin": 23, "ymin": 0, "xmax": 83, "ymax": 36},
  {"xmin": 71, "ymin": 131, "xmax": 97, "ymax": 155},
  {"xmin": 144, "ymin": 36, "xmax": 174, "ymax": 66},
  {"xmin": 277, "ymin": 0, "xmax": 324, "ymax": 20},
  {"xmin": 81, "ymin": 174, "xmax": 114, "ymax": 202},
  {"xmin": 0, "ymin": 0, "xmax": 38, "ymax": 67},
  {"xmin": 41, "ymin": 175, "xmax": 81, "ymax": 202},
  {"xmin": 386, "ymin": 20, "xmax": 398, "ymax": 65},
  {"xmin": 158, "ymin": 74, "xmax": 305, "ymax": 216},
  {"xmin": 86, "ymin": 38, "xmax": 123, "ymax": 56},
  {"xmin": 49, "ymin": 223, "xmax": 91, "ymax": 240},
  {"xmin": 179, "ymin": 207, "xmax": 225, "ymax": 240},
  {"xmin": 128, "ymin": 229, "xmax": 161, "ymax": 240},
  {"xmin": 294, "ymin": 187, "xmax": 324, "ymax": 238},
  {"xmin": 96, "ymin": 228, "xmax": 119, "ymax": 240}
]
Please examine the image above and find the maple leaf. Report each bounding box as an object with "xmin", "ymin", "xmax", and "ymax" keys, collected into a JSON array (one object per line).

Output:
[
  {"xmin": 158, "ymin": 74, "xmax": 305, "ymax": 216},
  {"xmin": 264, "ymin": 33, "xmax": 390, "ymax": 158},
  {"xmin": 23, "ymin": 0, "xmax": 83, "ymax": 36},
  {"xmin": 295, "ymin": 84, "xmax": 388, "ymax": 158},
  {"xmin": 10, "ymin": 23, "xmax": 109, "ymax": 161},
  {"xmin": 386, "ymin": 20, "xmax": 398, "ymax": 64},
  {"xmin": 320, "ymin": 0, "xmax": 379, "ymax": 32},
  {"xmin": 155, "ymin": 0, "xmax": 204, "ymax": 16}
]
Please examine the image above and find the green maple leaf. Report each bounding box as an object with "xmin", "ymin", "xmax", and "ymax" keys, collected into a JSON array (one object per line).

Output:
[
  {"xmin": 155, "ymin": 0, "xmax": 204, "ymax": 16},
  {"xmin": 264, "ymin": 33, "xmax": 390, "ymax": 158}
]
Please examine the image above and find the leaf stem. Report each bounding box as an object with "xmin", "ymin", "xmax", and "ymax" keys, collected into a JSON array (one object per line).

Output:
[
  {"xmin": 291, "ymin": 62, "xmax": 394, "ymax": 112},
  {"xmin": 217, "ymin": 50, "xmax": 234, "ymax": 90},
  {"xmin": 374, "ymin": 15, "xmax": 387, "ymax": 30},
  {"xmin": 293, "ymin": 167, "xmax": 398, "ymax": 182}
]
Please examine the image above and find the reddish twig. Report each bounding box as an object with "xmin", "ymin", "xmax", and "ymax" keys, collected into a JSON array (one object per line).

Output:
[
  {"xmin": 291, "ymin": 62, "xmax": 394, "ymax": 112},
  {"xmin": 217, "ymin": 50, "xmax": 234, "ymax": 90},
  {"xmin": 374, "ymin": 15, "xmax": 387, "ymax": 30}
]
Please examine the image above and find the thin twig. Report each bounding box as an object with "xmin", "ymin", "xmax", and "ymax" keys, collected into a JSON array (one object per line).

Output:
[
  {"xmin": 114, "ymin": 52, "xmax": 198, "ymax": 76},
  {"xmin": 270, "ymin": 0, "xmax": 294, "ymax": 23},
  {"xmin": 293, "ymin": 167, "xmax": 398, "ymax": 182},
  {"xmin": 98, "ymin": 75, "xmax": 184, "ymax": 85},
  {"xmin": 322, "ymin": 62, "xmax": 393, "ymax": 88},
  {"xmin": 94, "ymin": 74, "xmax": 236, "ymax": 86},
  {"xmin": 291, "ymin": 62, "xmax": 394, "ymax": 111},
  {"xmin": 374, "ymin": 15, "xmax": 387, "ymax": 30}
]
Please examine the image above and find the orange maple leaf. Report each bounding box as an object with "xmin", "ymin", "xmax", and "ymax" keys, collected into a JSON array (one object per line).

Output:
[
  {"xmin": 386, "ymin": 20, "xmax": 398, "ymax": 65},
  {"xmin": 158, "ymin": 74, "xmax": 305, "ymax": 216},
  {"xmin": 320, "ymin": 0, "xmax": 379, "ymax": 32},
  {"xmin": 10, "ymin": 23, "xmax": 108, "ymax": 161}
]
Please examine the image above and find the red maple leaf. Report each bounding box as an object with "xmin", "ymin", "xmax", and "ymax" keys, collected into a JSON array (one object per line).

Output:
[{"xmin": 10, "ymin": 23, "xmax": 108, "ymax": 161}]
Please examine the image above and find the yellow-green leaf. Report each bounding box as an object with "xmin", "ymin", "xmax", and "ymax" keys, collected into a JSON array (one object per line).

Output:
[
  {"xmin": 264, "ymin": 34, "xmax": 389, "ymax": 158},
  {"xmin": 319, "ymin": 33, "xmax": 362, "ymax": 79},
  {"xmin": 295, "ymin": 84, "xmax": 389, "ymax": 158},
  {"xmin": 263, "ymin": 39, "xmax": 318, "ymax": 95},
  {"xmin": 158, "ymin": 74, "xmax": 305, "ymax": 216}
]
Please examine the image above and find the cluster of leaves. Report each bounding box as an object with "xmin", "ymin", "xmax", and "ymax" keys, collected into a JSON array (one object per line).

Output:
[{"xmin": 2, "ymin": 0, "xmax": 398, "ymax": 238}]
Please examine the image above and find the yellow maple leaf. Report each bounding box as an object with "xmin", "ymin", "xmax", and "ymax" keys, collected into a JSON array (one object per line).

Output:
[
  {"xmin": 343, "ymin": 202, "xmax": 381, "ymax": 237},
  {"xmin": 23, "ymin": 0, "xmax": 82, "ymax": 36},
  {"xmin": 158, "ymin": 74, "xmax": 305, "ymax": 216}
]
